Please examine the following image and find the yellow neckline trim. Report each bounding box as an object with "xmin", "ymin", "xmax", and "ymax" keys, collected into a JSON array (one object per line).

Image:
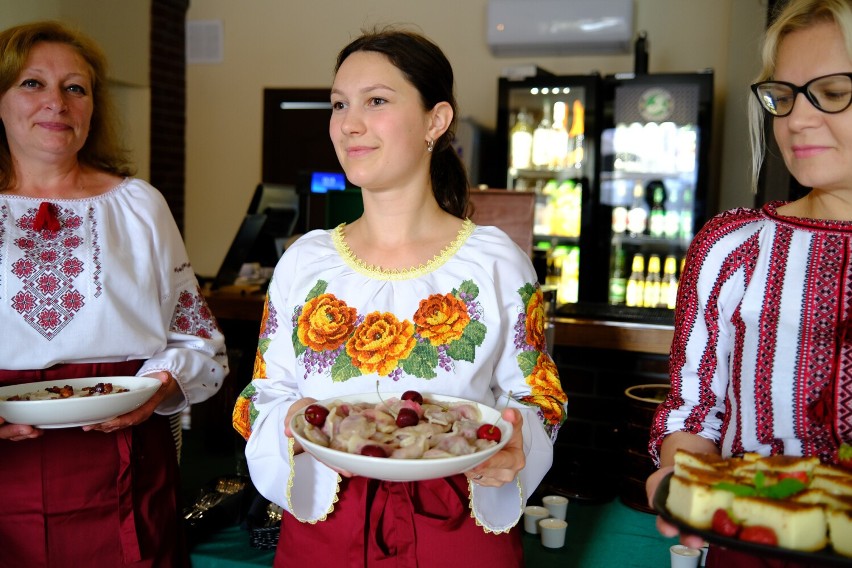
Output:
[{"xmin": 331, "ymin": 218, "xmax": 475, "ymax": 280}]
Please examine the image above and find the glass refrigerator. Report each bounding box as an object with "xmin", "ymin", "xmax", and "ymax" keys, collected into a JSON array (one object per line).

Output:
[
  {"xmin": 598, "ymin": 71, "xmax": 714, "ymax": 316},
  {"xmin": 495, "ymin": 73, "xmax": 602, "ymax": 307},
  {"xmin": 495, "ymin": 70, "xmax": 714, "ymax": 321}
]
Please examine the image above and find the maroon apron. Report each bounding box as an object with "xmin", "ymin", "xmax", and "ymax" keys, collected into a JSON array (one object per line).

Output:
[
  {"xmin": 276, "ymin": 474, "xmax": 524, "ymax": 568},
  {"xmin": 0, "ymin": 362, "xmax": 187, "ymax": 568},
  {"xmin": 707, "ymin": 546, "xmax": 835, "ymax": 568}
]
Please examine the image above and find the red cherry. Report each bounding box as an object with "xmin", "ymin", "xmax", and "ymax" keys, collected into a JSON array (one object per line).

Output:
[
  {"xmin": 396, "ymin": 407, "xmax": 419, "ymax": 428},
  {"xmin": 401, "ymin": 390, "xmax": 424, "ymax": 405},
  {"xmin": 359, "ymin": 444, "xmax": 387, "ymax": 458},
  {"xmin": 304, "ymin": 404, "xmax": 329, "ymax": 427},
  {"xmin": 477, "ymin": 423, "xmax": 502, "ymax": 442}
]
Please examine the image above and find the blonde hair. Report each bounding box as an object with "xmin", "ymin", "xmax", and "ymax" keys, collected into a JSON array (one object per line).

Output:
[
  {"xmin": 749, "ymin": 0, "xmax": 852, "ymax": 191},
  {"xmin": 0, "ymin": 21, "xmax": 134, "ymax": 191}
]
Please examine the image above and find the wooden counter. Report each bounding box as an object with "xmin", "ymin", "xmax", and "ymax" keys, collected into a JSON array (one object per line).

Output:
[
  {"xmin": 552, "ymin": 316, "xmax": 673, "ymax": 355},
  {"xmin": 205, "ymin": 290, "xmax": 673, "ymax": 355}
]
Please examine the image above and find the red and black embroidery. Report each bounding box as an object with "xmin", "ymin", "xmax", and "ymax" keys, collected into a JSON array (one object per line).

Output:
[
  {"xmin": 10, "ymin": 204, "xmax": 87, "ymax": 339},
  {"xmin": 170, "ymin": 285, "xmax": 220, "ymax": 339}
]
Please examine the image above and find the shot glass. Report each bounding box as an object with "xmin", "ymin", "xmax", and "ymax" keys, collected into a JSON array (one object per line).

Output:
[
  {"xmin": 539, "ymin": 517, "xmax": 568, "ymax": 548},
  {"xmin": 670, "ymin": 544, "xmax": 702, "ymax": 568},
  {"xmin": 523, "ymin": 505, "xmax": 550, "ymax": 534},
  {"xmin": 542, "ymin": 494, "xmax": 569, "ymax": 521}
]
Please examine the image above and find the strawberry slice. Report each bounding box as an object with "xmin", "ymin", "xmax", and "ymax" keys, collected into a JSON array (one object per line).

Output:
[
  {"xmin": 777, "ymin": 470, "xmax": 809, "ymax": 484},
  {"xmin": 711, "ymin": 508, "xmax": 740, "ymax": 538},
  {"xmin": 740, "ymin": 525, "xmax": 778, "ymax": 546}
]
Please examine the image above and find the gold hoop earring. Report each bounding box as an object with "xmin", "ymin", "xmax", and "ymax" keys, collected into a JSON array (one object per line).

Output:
[{"xmin": 427, "ymin": 139, "xmax": 435, "ymax": 153}]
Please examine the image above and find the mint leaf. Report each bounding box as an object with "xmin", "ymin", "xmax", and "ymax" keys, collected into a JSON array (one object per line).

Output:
[
  {"xmin": 759, "ymin": 478, "xmax": 806, "ymax": 500},
  {"xmin": 712, "ymin": 482, "xmax": 756, "ymax": 497}
]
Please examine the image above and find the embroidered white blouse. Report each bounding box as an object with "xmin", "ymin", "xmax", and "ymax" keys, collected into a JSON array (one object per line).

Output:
[
  {"xmin": 0, "ymin": 178, "xmax": 228, "ymax": 414},
  {"xmin": 650, "ymin": 203, "xmax": 852, "ymax": 466},
  {"xmin": 234, "ymin": 221, "xmax": 567, "ymax": 533}
]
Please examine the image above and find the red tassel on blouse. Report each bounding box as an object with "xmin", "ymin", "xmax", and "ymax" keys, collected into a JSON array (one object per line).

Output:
[{"xmin": 33, "ymin": 201, "xmax": 61, "ymax": 232}]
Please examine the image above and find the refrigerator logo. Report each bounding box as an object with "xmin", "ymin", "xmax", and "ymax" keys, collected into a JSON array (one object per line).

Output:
[{"xmin": 638, "ymin": 87, "xmax": 674, "ymax": 121}]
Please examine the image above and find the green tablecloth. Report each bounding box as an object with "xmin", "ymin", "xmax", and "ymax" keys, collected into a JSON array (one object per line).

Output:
[{"xmin": 190, "ymin": 498, "xmax": 676, "ymax": 568}]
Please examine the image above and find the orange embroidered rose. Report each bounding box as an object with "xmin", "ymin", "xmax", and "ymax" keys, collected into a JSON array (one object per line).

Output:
[
  {"xmin": 414, "ymin": 293, "xmax": 470, "ymax": 345},
  {"xmin": 297, "ymin": 293, "xmax": 358, "ymax": 352},
  {"xmin": 252, "ymin": 349, "xmax": 267, "ymax": 379},
  {"xmin": 525, "ymin": 288, "xmax": 547, "ymax": 352},
  {"xmin": 232, "ymin": 396, "xmax": 253, "ymax": 440},
  {"xmin": 346, "ymin": 312, "xmax": 416, "ymax": 376},
  {"xmin": 520, "ymin": 393, "xmax": 566, "ymax": 426},
  {"xmin": 527, "ymin": 353, "xmax": 566, "ymax": 403}
]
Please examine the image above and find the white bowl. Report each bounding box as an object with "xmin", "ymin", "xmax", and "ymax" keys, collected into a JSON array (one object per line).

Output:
[
  {"xmin": 290, "ymin": 392, "xmax": 512, "ymax": 482},
  {"xmin": 0, "ymin": 376, "xmax": 161, "ymax": 428}
]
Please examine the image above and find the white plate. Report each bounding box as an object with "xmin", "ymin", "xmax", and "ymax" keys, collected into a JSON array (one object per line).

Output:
[
  {"xmin": 290, "ymin": 392, "xmax": 512, "ymax": 482},
  {"xmin": 0, "ymin": 376, "xmax": 161, "ymax": 428}
]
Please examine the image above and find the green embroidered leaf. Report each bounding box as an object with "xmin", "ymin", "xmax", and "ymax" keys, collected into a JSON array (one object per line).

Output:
[
  {"xmin": 517, "ymin": 350, "xmax": 539, "ymax": 376},
  {"xmin": 462, "ymin": 320, "xmax": 487, "ymax": 347},
  {"xmin": 401, "ymin": 342, "xmax": 438, "ymax": 378},
  {"xmin": 257, "ymin": 337, "xmax": 271, "ymax": 356},
  {"xmin": 447, "ymin": 336, "xmax": 476, "ymax": 362},
  {"xmin": 518, "ymin": 282, "xmax": 537, "ymax": 307},
  {"xmin": 305, "ymin": 280, "xmax": 328, "ymax": 302},
  {"xmin": 238, "ymin": 383, "xmax": 257, "ymax": 399},
  {"xmin": 458, "ymin": 280, "xmax": 480, "ymax": 300},
  {"xmin": 330, "ymin": 351, "xmax": 360, "ymax": 382}
]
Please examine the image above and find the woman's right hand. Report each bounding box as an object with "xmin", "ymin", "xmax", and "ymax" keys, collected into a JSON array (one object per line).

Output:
[
  {"xmin": 648, "ymin": 432, "xmax": 718, "ymax": 549},
  {"xmin": 284, "ymin": 397, "xmax": 354, "ymax": 477},
  {"xmin": 0, "ymin": 417, "xmax": 43, "ymax": 441}
]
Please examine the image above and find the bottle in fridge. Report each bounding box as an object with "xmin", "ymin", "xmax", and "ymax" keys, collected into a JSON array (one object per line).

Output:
[
  {"xmin": 496, "ymin": 73, "xmax": 601, "ymax": 307},
  {"xmin": 597, "ymin": 70, "xmax": 713, "ymax": 314}
]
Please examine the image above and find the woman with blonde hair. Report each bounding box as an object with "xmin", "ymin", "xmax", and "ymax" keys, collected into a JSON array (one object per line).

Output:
[{"xmin": 646, "ymin": 1, "xmax": 852, "ymax": 565}]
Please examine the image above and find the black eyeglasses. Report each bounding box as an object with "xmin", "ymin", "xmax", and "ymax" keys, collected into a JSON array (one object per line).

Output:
[{"xmin": 751, "ymin": 72, "xmax": 852, "ymax": 117}]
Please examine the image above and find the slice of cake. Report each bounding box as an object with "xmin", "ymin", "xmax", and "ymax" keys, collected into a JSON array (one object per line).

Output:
[
  {"xmin": 673, "ymin": 449, "xmax": 727, "ymax": 476},
  {"xmin": 793, "ymin": 488, "xmax": 852, "ymax": 510},
  {"xmin": 755, "ymin": 455, "xmax": 820, "ymax": 476},
  {"xmin": 827, "ymin": 509, "xmax": 852, "ymax": 557},
  {"xmin": 666, "ymin": 473, "xmax": 736, "ymax": 530},
  {"xmin": 731, "ymin": 496, "xmax": 827, "ymax": 552},
  {"xmin": 811, "ymin": 473, "xmax": 852, "ymax": 497}
]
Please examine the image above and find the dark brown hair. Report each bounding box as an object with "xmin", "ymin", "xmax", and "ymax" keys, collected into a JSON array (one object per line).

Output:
[{"xmin": 335, "ymin": 27, "xmax": 470, "ymax": 218}]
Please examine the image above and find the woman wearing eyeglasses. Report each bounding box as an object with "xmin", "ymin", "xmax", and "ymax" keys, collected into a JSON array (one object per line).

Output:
[{"xmin": 645, "ymin": 0, "xmax": 852, "ymax": 566}]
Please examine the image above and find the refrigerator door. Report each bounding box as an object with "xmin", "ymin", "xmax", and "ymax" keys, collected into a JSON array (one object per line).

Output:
[
  {"xmin": 597, "ymin": 71, "xmax": 714, "ymax": 314},
  {"xmin": 496, "ymin": 74, "xmax": 602, "ymax": 306}
]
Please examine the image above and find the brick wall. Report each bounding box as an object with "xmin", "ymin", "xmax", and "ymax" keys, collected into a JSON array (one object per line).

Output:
[{"xmin": 150, "ymin": 0, "xmax": 189, "ymax": 232}]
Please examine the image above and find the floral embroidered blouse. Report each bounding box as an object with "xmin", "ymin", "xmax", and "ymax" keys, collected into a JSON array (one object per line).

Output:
[
  {"xmin": 0, "ymin": 178, "xmax": 228, "ymax": 413},
  {"xmin": 233, "ymin": 220, "xmax": 567, "ymax": 533}
]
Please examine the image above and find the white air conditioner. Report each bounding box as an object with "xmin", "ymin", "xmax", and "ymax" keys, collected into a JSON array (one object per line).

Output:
[{"xmin": 486, "ymin": 0, "xmax": 634, "ymax": 56}]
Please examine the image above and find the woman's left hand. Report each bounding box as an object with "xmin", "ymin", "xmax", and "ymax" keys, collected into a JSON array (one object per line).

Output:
[
  {"xmin": 82, "ymin": 371, "xmax": 179, "ymax": 433},
  {"xmin": 465, "ymin": 408, "xmax": 524, "ymax": 487}
]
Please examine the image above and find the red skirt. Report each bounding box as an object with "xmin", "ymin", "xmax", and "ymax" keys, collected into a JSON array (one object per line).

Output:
[
  {"xmin": 0, "ymin": 362, "xmax": 187, "ymax": 568},
  {"xmin": 275, "ymin": 474, "xmax": 524, "ymax": 568}
]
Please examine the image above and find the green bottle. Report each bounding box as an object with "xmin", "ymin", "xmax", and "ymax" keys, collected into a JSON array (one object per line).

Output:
[{"xmin": 608, "ymin": 247, "xmax": 627, "ymax": 305}]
